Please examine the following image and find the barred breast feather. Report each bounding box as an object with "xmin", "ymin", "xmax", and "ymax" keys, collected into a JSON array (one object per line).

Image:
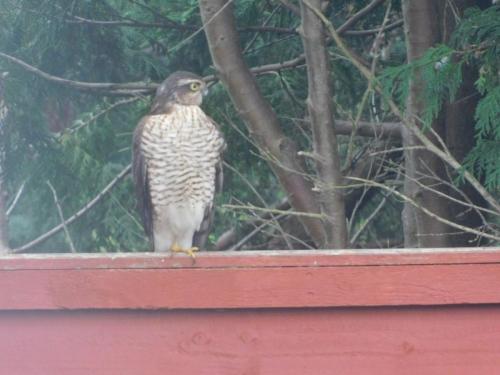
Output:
[
  {"xmin": 133, "ymin": 104, "xmax": 225, "ymax": 251},
  {"xmin": 141, "ymin": 105, "xmax": 223, "ymax": 209}
]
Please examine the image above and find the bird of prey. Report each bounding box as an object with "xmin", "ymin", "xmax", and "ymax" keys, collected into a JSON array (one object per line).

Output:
[{"xmin": 133, "ymin": 71, "xmax": 225, "ymax": 257}]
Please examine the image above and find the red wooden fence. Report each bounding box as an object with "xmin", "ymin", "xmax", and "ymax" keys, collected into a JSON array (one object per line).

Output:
[{"xmin": 1, "ymin": 248, "xmax": 500, "ymax": 374}]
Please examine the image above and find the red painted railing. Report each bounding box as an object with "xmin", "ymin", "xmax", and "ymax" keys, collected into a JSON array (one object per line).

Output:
[{"xmin": 1, "ymin": 248, "xmax": 499, "ymax": 374}]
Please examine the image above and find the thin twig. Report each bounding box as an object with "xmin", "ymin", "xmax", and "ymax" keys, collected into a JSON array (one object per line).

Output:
[
  {"xmin": 223, "ymin": 161, "xmax": 293, "ymax": 250},
  {"xmin": 223, "ymin": 204, "xmax": 325, "ymax": 220},
  {"xmin": 347, "ymin": 148, "xmax": 384, "ymax": 230},
  {"xmin": 0, "ymin": 50, "xmax": 306, "ymax": 95},
  {"xmin": 68, "ymin": 11, "xmax": 297, "ymax": 34},
  {"xmin": 261, "ymin": 218, "xmax": 316, "ymax": 249},
  {"xmin": 302, "ymin": 0, "xmax": 500, "ymax": 214},
  {"xmin": 6, "ymin": 180, "xmax": 26, "ymax": 216},
  {"xmin": 0, "ymin": 5, "xmax": 402, "ymax": 97},
  {"xmin": 12, "ymin": 164, "xmax": 131, "ymax": 253},
  {"xmin": 347, "ymin": 176, "xmax": 500, "ymax": 242},
  {"xmin": 287, "ymin": 117, "xmax": 402, "ymax": 139},
  {"xmin": 350, "ymin": 192, "xmax": 390, "ymax": 244},
  {"xmin": 230, "ymin": 213, "xmax": 287, "ymax": 251},
  {"xmin": 67, "ymin": 16, "xmax": 176, "ymax": 28},
  {"xmin": 344, "ymin": 19, "xmax": 404, "ymax": 36},
  {"xmin": 243, "ymin": 4, "xmax": 283, "ymax": 54},
  {"xmin": 337, "ymin": 0, "xmax": 386, "ymax": 34},
  {"xmin": 216, "ymin": 198, "xmax": 290, "ymax": 250},
  {"xmin": 68, "ymin": 96, "xmax": 143, "ymax": 134},
  {"xmin": 127, "ymin": 0, "xmax": 193, "ymax": 29},
  {"xmin": 46, "ymin": 180, "xmax": 76, "ymax": 253},
  {"xmin": 405, "ymin": 163, "xmax": 498, "ymax": 218},
  {"xmin": 167, "ymin": 0, "xmax": 236, "ymax": 56},
  {"xmin": 0, "ymin": 52, "xmax": 156, "ymax": 94}
]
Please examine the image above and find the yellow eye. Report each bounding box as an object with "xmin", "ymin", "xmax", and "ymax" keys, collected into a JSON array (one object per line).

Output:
[{"xmin": 189, "ymin": 82, "xmax": 201, "ymax": 91}]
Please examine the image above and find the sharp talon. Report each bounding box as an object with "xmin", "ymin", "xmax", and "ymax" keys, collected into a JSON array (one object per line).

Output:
[
  {"xmin": 171, "ymin": 243, "xmax": 199, "ymax": 258},
  {"xmin": 187, "ymin": 247, "xmax": 199, "ymax": 258}
]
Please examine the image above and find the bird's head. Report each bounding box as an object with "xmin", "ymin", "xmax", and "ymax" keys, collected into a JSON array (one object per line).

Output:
[{"xmin": 150, "ymin": 71, "xmax": 207, "ymax": 114}]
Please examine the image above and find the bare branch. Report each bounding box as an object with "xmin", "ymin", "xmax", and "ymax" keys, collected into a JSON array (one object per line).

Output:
[
  {"xmin": 350, "ymin": 192, "xmax": 390, "ymax": 245},
  {"xmin": 1, "ymin": 2, "xmax": 403, "ymax": 98},
  {"xmin": 403, "ymin": 164, "xmax": 499, "ymax": 218},
  {"xmin": 46, "ymin": 181, "xmax": 76, "ymax": 253},
  {"xmin": 66, "ymin": 15, "xmax": 178, "ymax": 28},
  {"xmin": 127, "ymin": 0, "xmax": 194, "ymax": 29},
  {"xmin": 0, "ymin": 52, "xmax": 156, "ymax": 94},
  {"xmin": 344, "ymin": 19, "xmax": 404, "ymax": 36},
  {"xmin": 302, "ymin": 0, "xmax": 500, "ymax": 214},
  {"xmin": 277, "ymin": 0, "xmax": 399, "ymax": 37},
  {"xmin": 68, "ymin": 97, "xmax": 143, "ymax": 134},
  {"xmin": 0, "ymin": 76, "xmax": 8, "ymax": 254},
  {"xmin": 6, "ymin": 181, "xmax": 26, "ymax": 216},
  {"xmin": 215, "ymin": 199, "xmax": 290, "ymax": 250},
  {"xmin": 1, "ymin": 49, "xmax": 308, "ymax": 97},
  {"xmin": 243, "ymin": 5, "xmax": 283, "ymax": 54},
  {"xmin": 277, "ymin": 0, "xmax": 301, "ymax": 16},
  {"xmin": 67, "ymin": 13, "xmax": 297, "ymax": 34},
  {"xmin": 347, "ymin": 176, "xmax": 500, "ymax": 242},
  {"xmin": 12, "ymin": 164, "xmax": 131, "ymax": 253},
  {"xmin": 223, "ymin": 204, "xmax": 325, "ymax": 220},
  {"xmin": 229, "ymin": 213, "xmax": 288, "ymax": 251},
  {"xmin": 337, "ymin": 0, "xmax": 386, "ymax": 34},
  {"xmin": 2, "ymin": 45, "xmax": 302, "ymax": 95},
  {"xmin": 0, "ymin": 180, "xmax": 8, "ymax": 254},
  {"xmin": 290, "ymin": 117, "xmax": 402, "ymax": 139},
  {"xmin": 223, "ymin": 161, "xmax": 293, "ymax": 250},
  {"xmin": 199, "ymin": 0, "xmax": 327, "ymax": 247},
  {"xmin": 0, "ymin": 14, "xmax": 402, "ymax": 98},
  {"xmin": 343, "ymin": 2, "xmax": 392, "ymax": 169},
  {"xmin": 300, "ymin": 0, "xmax": 347, "ymax": 248}
]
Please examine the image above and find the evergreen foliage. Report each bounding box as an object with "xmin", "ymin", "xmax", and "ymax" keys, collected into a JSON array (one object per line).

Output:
[
  {"xmin": 457, "ymin": 6, "xmax": 500, "ymax": 189},
  {"xmin": 0, "ymin": 1, "xmax": 497, "ymax": 251},
  {"xmin": 381, "ymin": 5, "xmax": 500, "ymax": 190}
]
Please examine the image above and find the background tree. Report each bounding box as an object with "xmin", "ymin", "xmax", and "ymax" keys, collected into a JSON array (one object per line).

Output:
[
  {"xmin": 401, "ymin": 0, "xmax": 491, "ymax": 247},
  {"xmin": 0, "ymin": 72, "xmax": 8, "ymax": 253},
  {"xmin": 0, "ymin": 0, "xmax": 498, "ymax": 253}
]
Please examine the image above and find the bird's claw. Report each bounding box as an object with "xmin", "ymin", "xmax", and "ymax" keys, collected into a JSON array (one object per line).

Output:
[{"xmin": 170, "ymin": 243, "xmax": 199, "ymax": 259}]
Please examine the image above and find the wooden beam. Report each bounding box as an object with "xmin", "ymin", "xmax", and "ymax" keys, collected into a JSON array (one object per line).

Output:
[
  {"xmin": 2, "ymin": 248, "xmax": 500, "ymax": 373},
  {"xmin": 0, "ymin": 248, "xmax": 499, "ymax": 310}
]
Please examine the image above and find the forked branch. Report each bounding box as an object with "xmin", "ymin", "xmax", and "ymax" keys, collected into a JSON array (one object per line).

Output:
[{"xmin": 199, "ymin": 0, "xmax": 327, "ymax": 247}]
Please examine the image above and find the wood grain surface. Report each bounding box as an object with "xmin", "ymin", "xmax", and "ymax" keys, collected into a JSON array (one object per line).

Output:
[
  {"xmin": 1, "ymin": 249, "xmax": 500, "ymax": 310},
  {"xmin": 2, "ymin": 306, "xmax": 500, "ymax": 374},
  {"xmin": 1, "ymin": 248, "xmax": 499, "ymax": 374}
]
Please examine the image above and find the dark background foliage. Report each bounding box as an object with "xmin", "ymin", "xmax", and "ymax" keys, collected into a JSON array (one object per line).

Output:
[{"xmin": 0, "ymin": 0, "xmax": 497, "ymax": 252}]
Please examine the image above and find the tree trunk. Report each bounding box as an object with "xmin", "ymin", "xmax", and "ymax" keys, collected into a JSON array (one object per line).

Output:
[
  {"xmin": 402, "ymin": 0, "xmax": 484, "ymax": 247},
  {"xmin": 199, "ymin": 0, "xmax": 329, "ymax": 247},
  {"xmin": 0, "ymin": 179, "xmax": 8, "ymax": 254},
  {"xmin": 299, "ymin": 0, "xmax": 347, "ymax": 248},
  {"xmin": 402, "ymin": 0, "xmax": 450, "ymax": 247},
  {"xmin": 0, "ymin": 77, "xmax": 9, "ymax": 254}
]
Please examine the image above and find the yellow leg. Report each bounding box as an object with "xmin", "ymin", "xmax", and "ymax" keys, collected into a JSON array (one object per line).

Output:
[{"xmin": 170, "ymin": 242, "xmax": 199, "ymax": 258}]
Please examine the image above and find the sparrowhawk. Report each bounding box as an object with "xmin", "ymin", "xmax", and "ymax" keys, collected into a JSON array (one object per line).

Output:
[{"xmin": 132, "ymin": 71, "xmax": 225, "ymax": 256}]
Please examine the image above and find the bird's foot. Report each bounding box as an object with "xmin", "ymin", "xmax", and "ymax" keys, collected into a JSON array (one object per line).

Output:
[{"xmin": 170, "ymin": 243, "xmax": 199, "ymax": 258}]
